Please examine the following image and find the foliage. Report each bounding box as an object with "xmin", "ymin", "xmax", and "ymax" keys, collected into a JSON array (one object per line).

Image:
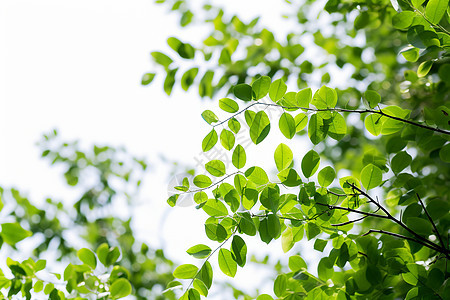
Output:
[
  {"xmin": 148, "ymin": 0, "xmax": 450, "ymax": 299},
  {"xmin": 0, "ymin": 131, "xmax": 176, "ymax": 299}
]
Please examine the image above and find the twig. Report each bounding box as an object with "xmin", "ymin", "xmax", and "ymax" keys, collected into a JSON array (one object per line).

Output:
[
  {"xmin": 416, "ymin": 193, "xmax": 446, "ymax": 252},
  {"xmin": 315, "ymin": 202, "xmax": 390, "ymax": 219},
  {"xmin": 332, "ymin": 215, "xmax": 367, "ymax": 227}
]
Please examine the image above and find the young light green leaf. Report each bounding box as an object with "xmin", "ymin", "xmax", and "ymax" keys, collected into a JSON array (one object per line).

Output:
[
  {"xmin": 141, "ymin": 73, "xmax": 156, "ymax": 85},
  {"xmin": 202, "ymin": 129, "xmax": 218, "ymax": 152},
  {"xmin": 220, "ymin": 129, "xmax": 235, "ymax": 150},
  {"xmin": 1, "ymin": 223, "xmax": 32, "ymax": 245},
  {"xmin": 339, "ymin": 176, "xmax": 361, "ymax": 194},
  {"xmin": 193, "ymin": 175, "xmax": 212, "ymax": 188},
  {"xmin": 294, "ymin": 113, "xmax": 308, "ymax": 132},
  {"xmin": 77, "ymin": 248, "xmax": 97, "ymax": 269},
  {"xmin": 173, "ymin": 264, "xmax": 199, "ymax": 279},
  {"xmin": 328, "ymin": 112, "xmax": 347, "ymax": 140},
  {"xmin": 318, "ymin": 166, "xmax": 336, "ymax": 187},
  {"xmin": 260, "ymin": 185, "xmax": 280, "ymax": 212},
  {"xmin": 244, "ymin": 110, "xmax": 256, "ymax": 127},
  {"xmin": 151, "ymin": 51, "xmax": 173, "ymax": 68},
  {"xmin": 301, "ymin": 150, "xmax": 320, "ymax": 178},
  {"xmin": 219, "ymin": 98, "xmax": 239, "ymax": 113},
  {"xmin": 311, "ymin": 86, "xmax": 337, "ymax": 109},
  {"xmin": 279, "ymin": 112, "xmax": 296, "ymax": 139},
  {"xmin": 365, "ymin": 114, "xmax": 383, "ymax": 136},
  {"xmin": 364, "ymin": 90, "xmax": 381, "ymax": 109},
  {"xmin": 228, "ymin": 118, "xmax": 241, "ymax": 134},
  {"xmin": 233, "ymin": 84, "xmax": 252, "ymax": 101},
  {"xmin": 296, "ymin": 88, "xmax": 312, "ymax": 109},
  {"xmin": 186, "ymin": 244, "xmax": 212, "ymax": 259},
  {"xmin": 218, "ymin": 249, "xmax": 237, "ymax": 277},
  {"xmin": 252, "ymin": 76, "xmax": 271, "ymax": 100},
  {"xmin": 425, "ymin": 0, "xmax": 448, "ymax": 23},
  {"xmin": 245, "ymin": 166, "xmax": 269, "ymax": 185},
  {"xmin": 274, "ymin": 274, "xmax": 287, "ymax": 298},
  {"xmin": 193, "ymin": 279, "xmax": 208, "ymax": 296},
  {"xmin": 417, "ymin": 61, "xmax": 433, "ymax": 77},
  {"xmin": 205, "ymin": 160, "xmax": 226, "ymax": 177},
  {"xmin": 392, "ymin": 11, "xmax": 416, "ymax": 29},
  {"xmin": 203, "ymin": 199, "xmax": 228, "ymax": 217},
  {"xmin": 269, "ymin": 79, "xmax": 287, "ymax": 102},
  {"xmin": 110, "ymin": 278, "xmax": 132, "ymax": 299},
  {"xmin": 308, "ymin": 114, "xmax": 327, "ymax": 145},
  {"xmin": 181, "ymin": 67, "xmax": 199, "ymax": 91},
  {"xmin": 400, "ymin": 47, "xmax": 420, "ymax": 62},
  {"xmin": 267, "ymin": 214, "xmax": 281, "ymax": 239},
  {"xmin": 201, "ymin": 110, "xmax": 219, "ymax": 125},
  {"xmin": 232, "ymin": 144, "xmax": 246, "ymax": 169},
  {"xmin": 163, "ymin": 68, "xmax": 178, "ymax": 96},
  {"xmin": 196, "ymin": 261, "xmax": 213, "ymax": 289},
  {"xmin": 231, "ymin": 235, "xmax": 247, "ymax": 267},
  {"xmin": 250, "ymin": 111, "xmax": 271, "ymax": 144},
  {"xmin": 274, "ymin": 143, "xmax": 293, "ymax": 171},
  {"xmin": 361, "ymin": 165, "xmax": 383, "ymax": 190}
]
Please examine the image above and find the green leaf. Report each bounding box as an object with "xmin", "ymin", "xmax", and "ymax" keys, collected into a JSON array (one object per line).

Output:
[
  {"xmin": 141, "ymin": 73, "xmax": 156, "ymax": 85},
  {"xmin": 267, "ymin": 214, "xmax": 281, "ymax": 239},
  {"xmin": 202, "ymin": 129, "xmax": 218, "ymax": 152},
  {"xmin": 400, "ymin": 47, "xmax": 420, "ymax": 62},
  {"xmin": 196, "ymin": 261, "xmax": 213, "ymax": 289},
  {"xmin": 193, "ymin": 175, "xmax": 212, "ymax": 188},
  {"xmin": 203, "ymin": 199, "xmax": 228, "ymax": 217},
  {"xmin": 296, "ymin": 88, "xmax": 312, "ymax": 108},
  {"xmin": 205, "ymin": 223, "xmax": 227, "ymax": 242},
  {"xmin": 219, "ymin": 98, "xmax": 239, "ymax": 113},
  {"xmin": 181, "ymin": 67, "xmax": 199, "ymax": 91},
  {"xmin": 218, "ymin": 249, "xmax": 237, "ymax": 277},
  {"xmin": 163, "ymin": 68, "xmax": 178, "ymax": 95},
  {"xmin": 220, "ymin": 129, "xmax": 235, "ymax": 150},
  {"xmin": 260, "ymin": 185, "xmax": 280, "ymax": 212},
  {"xmin": 294, "ymin": 113, "xmax": 308, "ymax": 132},
  {"xmin": 365, "ymin": 114, "xmax": 383, "ymax": 136},
  {"xmin": 233, "ymin": 84, "xmax": 252, "ymax": 101},
  {"xmin": 238, "ymin": 212, "xmax": 257, "ymax": 236},
  {"xmin": 193, "ymin": 279, "xmax": 208, "ymax": 296},
  {"xmin": 110, "ymin": 278, "xmax": 132, "ymax": 299},
  {"xmin": 250, "ymin": 111, "xmax": 271, "ymax": 144},
  {"xmin": 318, "ymin": 166, "xmax": 336, "ymax": 187},
  {"xmin": 311, "ymin": 86, "xmax": 337, "ymax": 109},
  {"xmin": 425, "ymin": 0, "xmax": 449, "ymax": 23},
  {"xmin": 244, "ymin": 110, "xmax": 256, "ymax": 127},
  {"xmin": 289, "ymin": 255, "xmax": 307, "ymax": 272},
  {"xmin": 314, "ymin": 239, "xmax": 327, "ymax": 252},
  {"xmin": 392, "ymin": 11, "xmax": 416, "ymax": 29},
  {"xmin": 417, "ymin": 60, "xmax": 433, "ymax": 77},
  {"xmin": 1, "ymin": 223, "xmax": 32, "ymax": 245},
  {"xmin": 274, "ymin": 274, "xmax": 287, "ymax": 297},
  {"xmin": 256, "ymin": 295, "xmax": 274, "ymax": 300},
  {"xmin": 245, "ymin": 166, "xmax": 269, "ymax": 185},
  {"xmin": 252, "ymin": 76, "xmax": 271, "ymax": 100},
  {"xmin": 205, "ymin": 160, "xmax": 226, "ymax": 177},
  {"xmin": 306, "ymin": 222, "xmax": 320, "ymax": 240},
  {"xmin": 405, "ymin": 217, "xmax": 432, "ymax": 235},
  {"xmin": 269, "ymin": 79, "xmax": 287, "ymax": 102},
  {"xmin": 231, "ymin": 235, "xmax": 247, "ymax": 267},
  {"xmin": 364, "ymin": 90, "xmax": 381, "ymax": 108},
  {"xmin": 391, "ymin": 151, "xmax": 412, "ymax": 174},
  {"xmin": 308, "ymin": 114, "xmax": 327, "ymax": 144},
  {"xmin": 277, "ymin": 168, "xmax": 302, "ymax": 187},
  {"xmin": 274, "ymin": 143, "xmax": 293, "ymax": 171},
  {"xmin": 301, "ymin": 150, "xmax": 320, "ymax": 178},
  {"xmin": 186, "ymin": 244, "xmax": 212, "ymax": 259},
  {"xmin": 339, "ymin": 176, "xmax": 361, "ymax": 194},
  {"xmin": 328, "ymin": 112, "xmax": 347, "ymax": 140},
  {"xmin": 360, "ymin": 165, "xmax": 383, "ymax": 190},
  {"xmin": 173, "ymin": 264, "xmax": 199, "ymax": 279},
  {"xmin": 232, "ymin": 144, "xmax": 246, "ymax": 169},
  {"xmin": 279, "ymin": 112, "xmax": 296, "ymax": 139},
  {"xmin": 77, "ymin": 248, "xmax": 97, "ymax": 269},
  {"xmin": 151, "ymin": 51, "xmax": 173, "ymax": 68},
  {"xmin": 201, "ymin": 110, "xmax": 219, "ymax": 125},
  {"xmin": 439, "ymin": 143, "xmax": 450, "ymax": 162},
  {"xmin": 228, "ymin": 118, "xmax": 241, "ymax": 134}
]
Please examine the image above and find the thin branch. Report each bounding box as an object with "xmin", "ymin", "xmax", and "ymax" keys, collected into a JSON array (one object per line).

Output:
[
  {"xmin": 315, "ymin": 202, "xmax": 390, "ymax": 219},
  {"xmin": 186, "ymin": 227, "xmax": 237, "ymax": 292},
  {"xmin": 350, "ymin": 183, "xmax": 449, "ymax": 256},
  {"xmin": 416, "ymin": 193, "xmax": 446, "ymax": 252},
  {"xmin": 182, "ymin": 172, "xmax": 242, "ymax": 194},
  {"xmin": 211, "ymin": 102, "xmax": 450, "ymax": 135},
  {"xmin": 363, "ymin": 229, "xmax": 443, "ymax": 254},
  {"xmin": 332, "ymin": 215, "xmax": 367, "ymax": 227}
]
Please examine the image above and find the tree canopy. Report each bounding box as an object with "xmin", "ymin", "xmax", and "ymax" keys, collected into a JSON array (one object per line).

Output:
[{"xmin": 1, "ymin": 0, "xmax": 450, "ymax": 299}]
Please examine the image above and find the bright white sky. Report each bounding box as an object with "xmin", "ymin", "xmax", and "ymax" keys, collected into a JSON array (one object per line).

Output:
[{"xmin": 0, "ymin": 0, "xmax": 322, "ymax": 298}]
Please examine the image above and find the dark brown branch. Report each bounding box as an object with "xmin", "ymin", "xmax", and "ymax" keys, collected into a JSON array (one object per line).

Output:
[
  {"xmin": 416, "ymin": 193, "xmax": 446, "ymax": 252},
  {"xmin": 315, "ymin": 202, "xmax": 390, "ymax": 219},
  {"xmin": 332, "ymin": 215, "xmax": 367, "ymax": 227}
]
